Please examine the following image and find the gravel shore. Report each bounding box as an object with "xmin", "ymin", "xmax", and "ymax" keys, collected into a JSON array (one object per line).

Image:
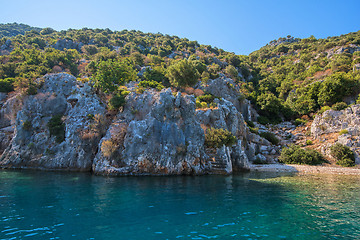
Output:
[{"xmin": 249, "ymin": 164, "xmax": 360, "ymax": 175}]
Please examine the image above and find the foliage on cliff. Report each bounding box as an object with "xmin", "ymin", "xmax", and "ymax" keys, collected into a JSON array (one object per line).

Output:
[{"xmin": 1, "ymin": 23, "xmax": 360, "ymax": 123}]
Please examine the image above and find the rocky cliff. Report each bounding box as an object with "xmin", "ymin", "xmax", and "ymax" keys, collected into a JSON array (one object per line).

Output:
[
  {"xmin": 0, "ymin": 73, "xmax": 280, "ymax": 175},
  {"xmin": 311, "ymin": 105, "xmax": 360, "ymax": 163}
]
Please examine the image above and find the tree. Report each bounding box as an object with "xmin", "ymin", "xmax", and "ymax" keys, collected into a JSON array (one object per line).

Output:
[
  {"xmin": 166, "ymin": 59, "xmax": 200, "ymax": 87},
  {"xmin": 93, "ymin": 59, "xmax": 137, "ymax": 93}
]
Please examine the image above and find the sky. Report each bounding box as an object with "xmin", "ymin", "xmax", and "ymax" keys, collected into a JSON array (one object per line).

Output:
[{"xmin": 1, "ymin": 0, "xmax": 360, "ymax": 55}]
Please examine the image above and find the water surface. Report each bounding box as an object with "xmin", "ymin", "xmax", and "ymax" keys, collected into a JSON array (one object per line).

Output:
[{"xmin": 0, "ymin": 170, "xmax": 359, "ymax": 239}]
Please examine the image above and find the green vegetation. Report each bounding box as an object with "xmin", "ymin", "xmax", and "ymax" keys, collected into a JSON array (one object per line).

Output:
[
  {"xmin": 339, "ymin": 129, "xmax": 349, "ymax": 135},
  {"xmin": 306, "ymin": 140, "xmax": 313, "ymax": 145},
  {"xmin": 166, "ymin": 59, "xmax": 200, "ymax": 87},
  {"xmin": 294, "ymin": 118, "xmax": 307, "ymax": 126},
  {"xmin": 138, "ymin": 80, "xmax": 164, "ymax": 91},
  {"xmin": 330, "ymin": 143, "xmax": 355, "ymax": 167},
  {"xmin": 244, "ymin": 32, "xmax": 360, "ymax": 121},
  {"xmin": 259, "ymin": 132, "xmax": 280, "ymax": 145},
  {"xmin": 1, "ymin": 23, "xmax": 360, "ymax": 126},
  {"xmin": 0, "ymin": 78, "xmax": 15, "ymax": 92},
  {"xmin": 331, "ymin": 102, "xmax": 348, "ymax": 111},
  {"xmin": 205, "ymin": 128, "xmax": 236, "ymax": 148},
  {"xmin": 92, "ymin": 59, "xmax": 136, "ymax": 93},
  {"xmin": 279, "ymin": 144, "xmax": 326, "ymax": 165},
  {"xmin": 22, "ymin": 120, "xmax": 32, "ymax": 130},
  {"xmin": 47, "ymin": 115, "xmax": 65, "ymax": 143},
  {"xmin": 0, "ymin": 23, "xmax": 41, "ymax": 38}
]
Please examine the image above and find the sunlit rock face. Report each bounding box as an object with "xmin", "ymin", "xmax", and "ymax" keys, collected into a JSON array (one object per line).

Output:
[{"xmin": 0, "ymin": 73, "xmax": 265, "ymax": 175}]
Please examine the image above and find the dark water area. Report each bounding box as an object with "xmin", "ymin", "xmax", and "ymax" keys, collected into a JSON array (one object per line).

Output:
[{"xmin": 0, "ymin": 170, "xmax": 359, "ymax": 239}]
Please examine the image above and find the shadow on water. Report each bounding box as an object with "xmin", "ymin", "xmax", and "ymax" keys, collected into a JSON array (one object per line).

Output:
[{"xmin": 1, "ymin": 169, "xmax": 360, "ymax": 239}]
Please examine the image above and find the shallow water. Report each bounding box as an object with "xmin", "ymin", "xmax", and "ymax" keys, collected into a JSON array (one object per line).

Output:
[{"xmin": 0, "ymin": 170, "xmax": 359, "ymax": 240}]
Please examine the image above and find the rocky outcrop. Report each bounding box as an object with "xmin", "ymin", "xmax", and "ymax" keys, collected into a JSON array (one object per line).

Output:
[
  {"xmin": 52, "ymin": 39, "xmax": 84, "ymax": 51},
  {"xmin": 0, "ymin": 73, "xmax": 280, "ymax": 175},
  {"xmin": 0, "ymin": 73, "xmax": 106, "ymax": 170},
  {"xmin": 311, "ymin": 105, "xmax": 360, "ymax": 163}
]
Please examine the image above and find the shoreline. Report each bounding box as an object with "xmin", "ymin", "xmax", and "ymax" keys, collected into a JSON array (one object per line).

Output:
[{"xmin": 249, "ymin": 163, "xmax": 360, "ymax": 175}]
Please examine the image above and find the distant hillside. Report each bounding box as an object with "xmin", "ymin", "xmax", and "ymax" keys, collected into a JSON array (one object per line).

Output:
[
  {"xmin": 244, "ymin": 31, "xmax": 360, "ymax": 123},
  {"xmin": 0, "ymin": 23, "xmax": 42, "ymax": 38}
]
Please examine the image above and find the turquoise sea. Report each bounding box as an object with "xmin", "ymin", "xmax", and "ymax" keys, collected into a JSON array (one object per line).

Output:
[{"xmin": 0, "ymin": 170, "xmax": 359, "ymax": 239}]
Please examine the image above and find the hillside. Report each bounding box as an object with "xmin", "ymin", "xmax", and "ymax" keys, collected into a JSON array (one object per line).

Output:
[
  {"xmin": 0, "ymin": 23, "xmax": 41, "ymax": 38},
  {"xmin": 245, "ymin": 32, "xmax": 360, "ymax": 123},
  {"xmin": 0, "ymin": 23, "xmax": 360, "ymax": 174}
]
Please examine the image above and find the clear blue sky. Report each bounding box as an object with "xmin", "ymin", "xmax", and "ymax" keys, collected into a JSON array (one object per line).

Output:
[{"xmin": 1, "ymin": 0, "xmax": 360, "ymax": 55}]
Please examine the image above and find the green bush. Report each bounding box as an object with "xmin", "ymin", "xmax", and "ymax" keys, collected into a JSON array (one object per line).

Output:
[
  {"xmin": 332, "ymin": 102, "xmax": 348, "ymax": 111},
  {"xmin": 306, "ymin": 140, "xmax": 313, "ymax": 145},
  {"xmin": 339, "ymin": 129, "xmax": 349, "ymax": 135},
  {"xmin": 93, "ymin": 59, "xmax": 137, "ymax": 93},
  {"xmin": 166, "ymin": 59, "xmax": 200, "ymax": 87},
  {"xmin": 259, "ymin": 132, "xmax": 280, "ymax": 145},
  {"xmin": 22, "ymin": 120, "xmax": 32, "ymax": 130},
  {"xmin": 330, "ymin": 143, "xmax": 355, "ymax": 167},
  {"xmin": 279, "ymin": 144, "xmax": 326, "ymax": 165},
  {"xmin": 108, "ymin": 94, "xmax": 126, "ymax": 110},
  {"xmin": 294, "ymin": 118, "xmax": 307, "ymax": 126},
  {"xmin": 246, "ymin": 120, "xmax": 255, "ymax": 128},
  {"xmin": 138, "ymin": 80, "xmax": 164, "ymax": 91},
  {"xmin": 336, "ymin": 158, "xmax": 355, "ymax": 167},
  {"xmin": 197, "ymin": 94, "xmax": 215, "ymax": 103},
  {"xmin": 48, "ymin": 115, "xmax": 65, "ymax": 143},
  {"xmin": 0, "ymin": 78, "xmax": 15, "ymax": 93},
  {"xmin": 318, "ymin": 106, "xmax": 331, "ymax": 115},
  {"xmin": 257, "ymin": 116, "xmax": 270, "ymax": 125},
  {"xmin": 205, "ymin": 128, "xmax": 236, "ymax": 148}
]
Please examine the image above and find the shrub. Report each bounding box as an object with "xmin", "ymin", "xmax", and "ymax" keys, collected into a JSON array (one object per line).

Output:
[
  {"xmin": 317, "ymin": 106, "xmax": 331, "ymax": 115},
  {"xmin": 330, "ymin": 143, "xmax": 355, "ymax": 167},
  {"xmin": 23, "ymin": 120, "xmax": 32, "ymax": 131},
  {"xmin": 259, "ymin": 132, "xmax": 280, "ymax": 145},
  {"xmin": 108, "ymin": 94, "xmax": 126, "ymax": 110},
  {"xmin": 48, "ymin": 115, "xmax": 65, "ymax": 143},
  {"xmin": 205, "ymin": 128, "xmax": 236, "ymax": 148},
  {"xmin": 279, "ymin": 144, "xmax": 326, "ymax": 165},
  {"xmin": 339, "ymin": 129, "xmax": 349, "ymax": 135},
  {"xmin": 166, "ymin": 59, "xmax": 200, "ymax": 87},
  {"xmin": 138, "ymin": 80, "xmax": 164, "ymax": 91},
  {"xmin": 0, "ymin": 78, "xmax": 15, "ymax": 93},
  {"xmin": 306, "ymin": 140, "xmax": 313, "ymax": 145},
  {"xmin": 336, "ymin": 158, "xmax": 355, "ymax": 167},
  {"xmin": 294, "ymin": 118, "xmax": 307, "ymax": 126},
  {"xmin": 257, "ymin": 116, "xmax": 270, "ymax": 125},
  {"xmin": 249, "ymin": 127, "xmax": 259, "ymax": 134},
  {"xmin": 93, "ymin": 59, "xmax": 137, "ymax": 93},
  {"xmin": 197, "ymin": 94, "xmax": 215, "ymax": 103},
  {"xmin": 332, "ymin": 102, "xmax": 347, "ymax": 111},
  {"xmin": 200, "ymin": 102, "xmax": 208, "ymax": 108},
  {"xmin": 246, "ymin": 120, "xmax": 255, "ymax": 128}
]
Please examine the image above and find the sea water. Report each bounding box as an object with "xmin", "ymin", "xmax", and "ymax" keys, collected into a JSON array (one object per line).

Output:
[{"xmin": 0, "ymin": 170, "xmax": 359, "ymax": 239}]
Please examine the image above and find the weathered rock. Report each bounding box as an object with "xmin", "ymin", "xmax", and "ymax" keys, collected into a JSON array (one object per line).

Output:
[
  {"xmin": 0, "ymin": 73, "xmax": 106, "ymax": 170},
  {"xmin": 311, "ymin": 104, "xmax": 360, "ymax": 163}
]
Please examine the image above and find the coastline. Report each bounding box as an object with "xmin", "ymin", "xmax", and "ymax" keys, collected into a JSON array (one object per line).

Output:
[{"xmin": 249, "ymin": 163, "xmax": 360, "ymax": 175}]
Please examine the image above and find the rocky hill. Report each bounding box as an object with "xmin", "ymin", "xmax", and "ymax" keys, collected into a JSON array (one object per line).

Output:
[
  {"xmin": 0, "ymin": 24, "xmax": 360, "ymax": 174},
  {"xmin": 0, "ymin": 73, "xmax": 280, "ymax": 175}
]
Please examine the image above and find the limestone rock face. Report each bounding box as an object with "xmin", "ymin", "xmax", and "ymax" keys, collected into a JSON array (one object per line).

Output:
[
  {"xmin": 0, "ymin": 73, "xmax": 273, "ymax": 175},
  {"xmin": 93, "ymin": 89, "xmax": 209, "ymax": 175},
  {"xmin": 311, "ymin": 105, "xmax": 360, "ymax": 163},
  {"xmin": 0, "ymin": 73, "xmax": 106, "ymax": 170}
]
